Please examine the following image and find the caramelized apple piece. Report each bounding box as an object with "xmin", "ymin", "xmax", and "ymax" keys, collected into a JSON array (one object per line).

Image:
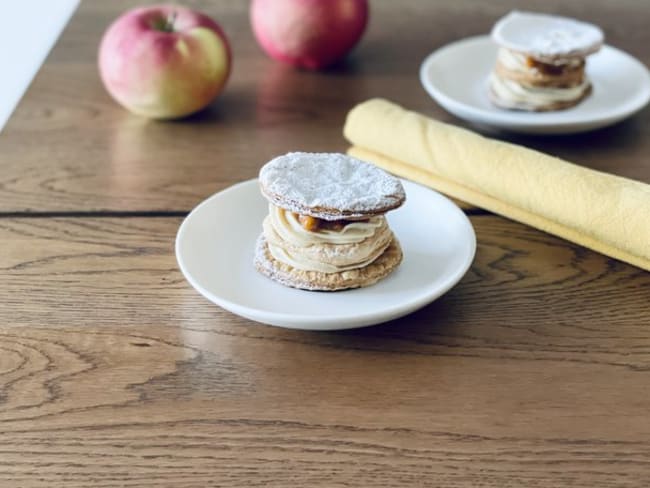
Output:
[{"xmin": 298, "ymin": 214, "xmax": 320, "ymax": 231}]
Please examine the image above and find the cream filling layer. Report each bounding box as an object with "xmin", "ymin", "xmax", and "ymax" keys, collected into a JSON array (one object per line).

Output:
[
  {"xmin": 489, "ymin": 72, "xmax": 589, "ymax": 107},
  {"xmin": 267, "ymin": 204, "xmax": 384, "ymax": 246},
  {"xmin": 497, "ymin": 47, "xmax": 582, "ymax": 72},
  {"xmin": 263, "ymin": 204, "xmax": 388, "ymax": 273},
  {"xmin": 267, "ymin": 239, "xmax": 389, "ymax": 273}
]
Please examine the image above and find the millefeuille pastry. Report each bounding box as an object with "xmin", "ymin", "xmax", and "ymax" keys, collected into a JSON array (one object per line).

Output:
[
  {"xmin": 488, "ymin": 11, "xmax": 604, "ymax": 111},
  {"xmin": 254, "ymin": 152, "xmax": 405, "ymax": 291}
]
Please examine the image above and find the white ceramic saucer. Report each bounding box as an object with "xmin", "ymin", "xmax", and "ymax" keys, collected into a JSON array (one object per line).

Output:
[
  {"xmin": 420, "ymin": 35, "xmax": 650, "ymax": 134},
  {"xmin": 175, "ymin": 179, "xmax": 476, "ymax": 330}
]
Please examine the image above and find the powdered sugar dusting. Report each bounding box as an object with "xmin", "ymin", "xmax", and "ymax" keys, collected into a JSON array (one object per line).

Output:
[
  {"xmin": 492, "ymin": 11, "xmax": 604, "ymax": 59},
  {"xmin": 259, "ymin": 152, "xmax": 406, "ymax": 220}
]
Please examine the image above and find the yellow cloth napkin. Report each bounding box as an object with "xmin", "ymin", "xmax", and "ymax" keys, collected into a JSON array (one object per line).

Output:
[{"xmin": 344, "ymin": 98, "xmax": 650, "ymax": 271}]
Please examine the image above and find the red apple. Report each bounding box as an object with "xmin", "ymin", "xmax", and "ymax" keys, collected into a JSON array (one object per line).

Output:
[
  {"xmin": 250, "ymin": 0, "xmax": 368, "ymax": 70},
  {"xmin": 99, "ymin": 5, "xmax": 231, "ymax": 119}
]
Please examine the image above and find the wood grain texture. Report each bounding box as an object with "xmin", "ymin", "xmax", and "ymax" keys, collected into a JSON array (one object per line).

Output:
[
  {"xmin": 2, "ymin": 1, "xmax": 650, "ymax": 486},
  {"xmin": 1, "ymin": 217, "xmax": 650, "ymax": 486},
  {"xmin": 1, "ymin": 0, "xmax": 650, "ymax": 212}
]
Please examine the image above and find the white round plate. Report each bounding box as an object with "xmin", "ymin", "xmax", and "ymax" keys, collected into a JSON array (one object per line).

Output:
[
  {"xmin": 176, "ymin": 179, "xmax": 476, "ymax": 330},
  {"xmin": 420, "ymin": 35, "xmax": 650, "ymax": 134}
]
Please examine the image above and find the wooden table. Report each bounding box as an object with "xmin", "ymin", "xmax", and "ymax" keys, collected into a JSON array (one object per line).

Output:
[{"xmin": 2, "ymin": 1, "xmax": 649, "ymax": 486}]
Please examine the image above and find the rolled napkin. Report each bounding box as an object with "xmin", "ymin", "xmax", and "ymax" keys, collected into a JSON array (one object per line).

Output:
[{"xmin": 344, "ymin": 98, "xmax": 650, "ymax": 271}]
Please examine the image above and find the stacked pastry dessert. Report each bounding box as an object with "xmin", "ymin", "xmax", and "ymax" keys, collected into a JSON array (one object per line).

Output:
[
  {"xmin": 255, "ymin": 152, "xmax": 405, "ymax": 291},
  {"xmin": 488, "ymin": 11, "xmax": 604, "ymax": 111}
]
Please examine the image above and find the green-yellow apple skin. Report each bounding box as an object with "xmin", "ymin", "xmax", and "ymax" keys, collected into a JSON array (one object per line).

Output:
[{"xmin": 99, "ymin": 5, "xmax": 231, "ymax": 119}]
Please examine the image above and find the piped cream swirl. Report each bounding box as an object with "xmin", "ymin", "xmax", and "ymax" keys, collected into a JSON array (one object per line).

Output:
[
  {"xmin": 489, "ymin": 71, "xmax": 589, "ymax": 107},
  {"xmin": 268, "ymin": 204, "xmax": 383, "ymax": 245},
  {"xmin": 263, "ymin": 204, "xmax": 390, "ymax": 273},
  {"xmin": 491, "ymin": 47, "xmax": 590, "ymax": 109},
  {"xmin": 497, "ymin": 47, "xmax": 581, "ymax": 72}
]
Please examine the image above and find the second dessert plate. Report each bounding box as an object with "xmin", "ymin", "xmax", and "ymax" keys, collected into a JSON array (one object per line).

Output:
[
  {"xmin": 420, "ymin": 35, "xmax": 650, "ymax": 134},
  {"xmin": 176, "ymin": 179, "xmax": 476, "ymax": 330}
]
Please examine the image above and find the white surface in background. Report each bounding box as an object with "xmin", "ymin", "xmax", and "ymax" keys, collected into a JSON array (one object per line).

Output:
[{"xmin": 0, "ymin": 0, "xmax": 79, "ymax": 132}]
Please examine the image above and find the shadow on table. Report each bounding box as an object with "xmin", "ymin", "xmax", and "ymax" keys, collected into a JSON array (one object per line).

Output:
[{"xmin": 321, "ymin": 296, "xmax": 460, "ymax": 349}]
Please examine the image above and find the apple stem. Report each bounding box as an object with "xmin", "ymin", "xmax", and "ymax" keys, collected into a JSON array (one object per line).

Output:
[
  {"xmin": 159, "ymin": 11, "xmax": 177, "ymax": 32},
  {"xmin": 166, "ymin": 11, "xmax": 177, "ymax": 32}
]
